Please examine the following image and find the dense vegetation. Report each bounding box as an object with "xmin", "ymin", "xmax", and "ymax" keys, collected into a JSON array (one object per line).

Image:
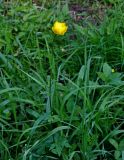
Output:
[{"xmin": 0, "ymin": 0, "xmax": 124, "ymax": 159}]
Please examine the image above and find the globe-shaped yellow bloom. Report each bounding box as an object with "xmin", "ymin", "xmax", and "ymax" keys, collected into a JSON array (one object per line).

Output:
[{"xmin": 52, "ymin": 21, "xmax": 68, "ymax": 35}]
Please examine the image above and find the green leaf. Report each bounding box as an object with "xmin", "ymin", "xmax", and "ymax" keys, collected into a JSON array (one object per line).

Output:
[
  {"xmin": 114, "ymin": 150, "xmax": 121, "ymax": 160},
  {"xmin": 0, "ymin": 52, "xmax": 12, "ymax": 70},
  {"xmin": 119, "ymin": 139, "xmax": 124, "ymax": 151},
  {"xmin": 77, "ymin": 65, "xmax": 85, "ymax": 84},
  {"xmin": 109, "ymin": 138, "xmax": 118, "ymax": 150},
  {"xmin": 103, "ymin": 63, "xmax": 112, "ymax": 77},
  {"xmin": 26, "ymin": 108, "xmax": 40, "ymax": 118},
  {"xmin": 62, "ymin": 3, "xmax": 69, "ymax": 16},
  {"xmin": 50, "ymin": 136, "xmax": 70, "ymax": 156},
  {"xmin": 97, "ymin": 72, "xmax": 107, "ymax": 82},
  {"xmin": 66, "ymin": 98, "xmax": 75, "ymax": 113},
  {"xmin": 122, "ymin": 151, "xmax": 124, "ymax": 160},
  {"xmin": 74, "ymin": 24, "xmax": 88, "ymax": 35}
]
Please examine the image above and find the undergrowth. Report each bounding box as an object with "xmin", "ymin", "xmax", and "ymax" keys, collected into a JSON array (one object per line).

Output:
[{"xmin": 0, "ymin": 0, "xmax": 124, "ymax": 160}]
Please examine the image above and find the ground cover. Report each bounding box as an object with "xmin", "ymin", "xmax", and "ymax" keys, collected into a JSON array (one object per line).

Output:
[{"xmin": 0, "ymin": 0, "xmax": 124, "ymax": 159}]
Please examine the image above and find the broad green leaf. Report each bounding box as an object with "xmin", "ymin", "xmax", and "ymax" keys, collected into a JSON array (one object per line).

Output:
[
  {"xmin": 103, "ymin": 63, "xmax": 112, "ymax": 77},
  {"xmin": 109, "ymin": 138, "xmax": 118, "ymax": 150},
  {"xmin": 114, "ymin": 150, "xmax": 121, "ymax": 160}
]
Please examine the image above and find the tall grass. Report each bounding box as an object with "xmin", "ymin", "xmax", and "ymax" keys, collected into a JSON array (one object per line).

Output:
[{"xmin": 0, "ymin": 0, "xmax": 124, "ymax": 159}]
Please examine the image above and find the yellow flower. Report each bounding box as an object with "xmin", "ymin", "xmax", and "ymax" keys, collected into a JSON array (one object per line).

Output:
[
  {"xmin": 112, "ymin": 69, "xmax": 115, "ymax": 73},
  {"xmin": 52, "ymin": 21, "xmax": 68, "ymax": 35}
]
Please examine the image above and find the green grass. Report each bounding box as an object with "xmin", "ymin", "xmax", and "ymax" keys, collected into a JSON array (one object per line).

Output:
[{"xmin": 0, "ymin": 0, "xmax": 124, "ymax": 159}]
